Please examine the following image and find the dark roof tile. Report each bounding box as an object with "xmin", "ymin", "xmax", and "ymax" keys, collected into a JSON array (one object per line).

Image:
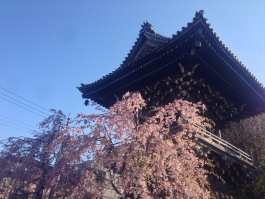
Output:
[{"xmin": 78, "ymin": 10, "xmax": 265, "ymax": 92}]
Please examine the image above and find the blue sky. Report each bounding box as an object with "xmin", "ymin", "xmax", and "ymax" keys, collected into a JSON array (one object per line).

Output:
[{"xmin": 1, "ymin": 1, "xmax": 265, "ymax": 139}]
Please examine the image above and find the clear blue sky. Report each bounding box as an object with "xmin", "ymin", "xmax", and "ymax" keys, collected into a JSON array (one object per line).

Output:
[{"xmin": 1, "ymin": 1, "xmax": 265, "ymax": 139}]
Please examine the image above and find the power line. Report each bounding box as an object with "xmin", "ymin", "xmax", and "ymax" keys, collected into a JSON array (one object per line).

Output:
[
  {"xmin": 0, "ymin": 92, "xmax": 49, "ymax": 116},
  {"xmin": 0, "ymin": 118, "xmax": 36, "ymax": 131},
  {"xmin": 0, "ymin": 127, "xmax": 21, "ymax": 135},
  {"xmin": 0, "ymin": 127, "xmax": 27, "ymax": 137},
  {"xmin": 0, "ymin": 136, "xmax": 33, "ymax": 144},
  {"xmin": 1, "ymin": 132, "xmax": 19, "ymax": 137},
  {"xmin": 0, "ymin": 137, "xmax": 26, "ymax": 144},
  {"xmin": 0, "ymin": 97, "xmax": 46, "ymax": 118},
  {"xmin": 0, "ymin": 122, "xmax": 34, "ymax": 133},
  {"xmin": 0, "ymin": 87, "xmax": 51, "ymax": 112},
  {"xmin": 0, "ymin": 115, "xmax": 37, "ymax": 128}
]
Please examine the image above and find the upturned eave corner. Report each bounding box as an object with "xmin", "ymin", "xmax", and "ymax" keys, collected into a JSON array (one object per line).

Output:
[
  {"xmin": 78, "ymin": 10, "xmax": 265, "ymax": 112},
  {"xmin": 122, "ymin": 21, "xmax": 170, "ymax": 66}
]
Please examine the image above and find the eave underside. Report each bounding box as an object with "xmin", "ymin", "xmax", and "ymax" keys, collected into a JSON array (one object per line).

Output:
[
  {"xmin": 79, "ymin": 18, "xmax": 265, "ymax": 123},
  {"xmin": 78, "ymin": 13, "xmax": 264, "ymax": 197}
]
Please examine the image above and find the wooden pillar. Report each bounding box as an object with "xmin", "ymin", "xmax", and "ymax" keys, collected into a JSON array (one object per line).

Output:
[
  {"xmin": 249, "ymin": 149, "xmax": 254, "ymax": 165},
  {"xmin": 218, "ymin": 130, "xmax": 221, "ymax": 139}
]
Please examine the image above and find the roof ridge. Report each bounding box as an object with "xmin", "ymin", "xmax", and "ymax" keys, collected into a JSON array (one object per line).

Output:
[
  {"xmin": 119, "ymin": 21, "xmax": 169, "ymax": 67},
  {"xmin": 192, "ymin": 10, "xmax": 265, "ymax": 90},
  {"xmin": 78, "ymin": 10, "xmax": 265, "ymax": 92},
  {"xmin": 140, "ymin": 21, "xmax": 156, "ymax": 34},
  {"xmin": 171, "ymin": 10, "xmax": 265, "ymax": 90}
]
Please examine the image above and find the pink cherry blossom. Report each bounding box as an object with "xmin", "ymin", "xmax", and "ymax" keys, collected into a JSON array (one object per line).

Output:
[{"xmin": 0, "ymin": 93, "xmax": 211, "ymax": 199}]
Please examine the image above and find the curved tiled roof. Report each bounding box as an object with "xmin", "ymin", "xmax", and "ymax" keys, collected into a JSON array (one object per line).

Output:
[
  {"xmin": 78, "ymin": 10, "xmax": 265, "ymax": 117},
  {"xmin": 78, "ymin": 21, "xmax": 170, "ymax": 91},
  {"xmin": 189, "ymin": 10, "xmax": 264, "ymax": 89},
  {"xmin": 78, "ymin": 10, "xmax": 264, "ymax": 94},
  {"xmin": 121, "ymin": 21, "xmax": 170, "ymax": 66}
]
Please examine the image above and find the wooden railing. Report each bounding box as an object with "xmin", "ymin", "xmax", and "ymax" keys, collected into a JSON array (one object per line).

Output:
[{"xmin": 192, "ymin": 124, "xmax": 253, "ymax": 165}]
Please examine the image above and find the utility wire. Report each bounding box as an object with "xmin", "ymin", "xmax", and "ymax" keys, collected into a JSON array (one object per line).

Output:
[
  {"xmin": 0, "ymin": 127, "xmax": 22, "ymax": 135},
  {"xmin": 0, "ymin": 115, "xmax": 37, "ymax": 128},
  {"xmin": 0, "ymin": 127, "xmax": 27, "ymax": 137},
  {"xmin": 0, "ymin": 92, "xmax": 49, "ymax": 116},
  {"xmin": 0, "ymin": 132, "xmax": 17, "ymax": 139},
  {"xmin": 0, "ymin": 118, "xmax": 36, "ymax": 130},
  {"xmin": 0, "ymin": 136, "xmax": 27, "ymax": 145},
  {"xmin": 0, "ymin": 123, "xmax": 32, "ymax": 133},
  {"xmin": 0, "ymin": 87, "xmax": 51, "ymax": 112},
  {"xmin": 0, "ymin": 134, "xmax": 33, "ymax": 143},
  {"xmin": 0, "ymin": 97, "xmax": 46, "ymax": 118}
]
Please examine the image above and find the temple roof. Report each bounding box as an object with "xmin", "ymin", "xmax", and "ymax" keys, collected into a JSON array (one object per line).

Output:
[
  {"xmin": 78, "ymin": 10, "xmax": 265, "ymax": 117},
  {"xmin": 121, "ymin": 21, "xmax": 170, "ymax": 65}
]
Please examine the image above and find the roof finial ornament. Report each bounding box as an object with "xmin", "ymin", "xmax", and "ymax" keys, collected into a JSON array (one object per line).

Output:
[
  {"xmin": 194, "ymin": 10, "xmax": 205, "ymax": 18},
  {"xmin": 140, "ymin": 21, "xmax": 156, "ymax": 34}
]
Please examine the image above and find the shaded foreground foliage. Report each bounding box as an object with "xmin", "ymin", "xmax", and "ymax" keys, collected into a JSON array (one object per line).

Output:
[
  {"xmin": 223, "ymin": 114, "xmax": 265, "ymax": 199},
  {"xmin": 0, "ymin": 92, "xmax": 211, "ymax": 198}
]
